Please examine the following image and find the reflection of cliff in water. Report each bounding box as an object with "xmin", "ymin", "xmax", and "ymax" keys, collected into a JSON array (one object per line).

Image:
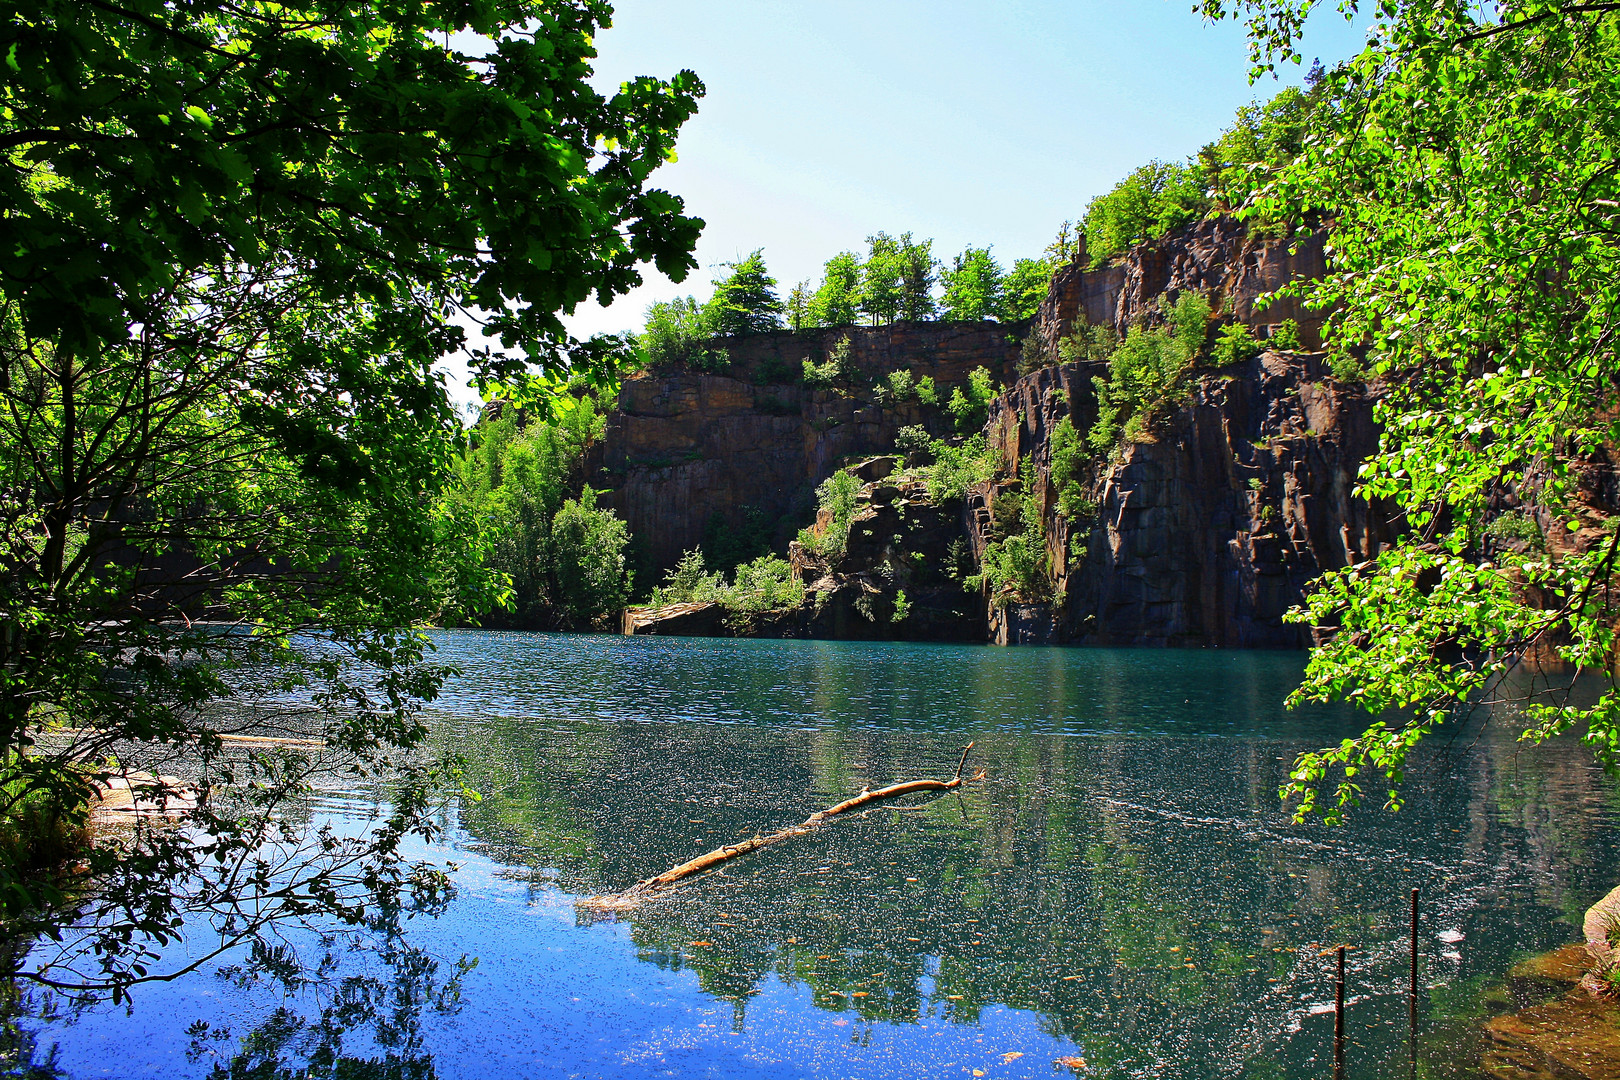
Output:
[{"xmin": 442, "ymin": 712, "xmax": 1620, "ymax": 1077}]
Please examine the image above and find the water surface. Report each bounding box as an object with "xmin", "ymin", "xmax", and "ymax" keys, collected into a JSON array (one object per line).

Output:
[{"xmin": 38, "ymin": 634, "xmax": 1620, "ymax": 1078}]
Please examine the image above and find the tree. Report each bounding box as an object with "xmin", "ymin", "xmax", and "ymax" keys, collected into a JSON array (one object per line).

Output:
[
  {"xmin": 547, "ymin": 488, "xmax": 634, "ymax": 627},
  {"xmin": 941, "ymin": 248, "xmax": 1006, "ymax": 321},
  {"xmin": 810, "ymin": 252, "xmax": 862, "ymax": 327},
  {"xmin": 1001, "ymin": 258, "xmax": 1054, "ymax": 321},
  {"xmin": 859, "ymin": 233, "xmax": 905, "ymax": 325},
  {"xmin": 1081, "ymin": 161, "xmax": 1208, "ymax": 267},
  {"xmin": 451, "ymin": 393, "xmax": 632, "ymax": 630},
  {"xmin": 786, "ymin": 281, "xmax": 815, "ymax": 331},
  {"xmin": 705, "ymin": 249, "xmax": 785, "ymax": 336},
  {"xmin": 0, "ymin": 0, "xmax": 702, "ymax": 998},
  {"xmin": 897, "ymin": 233, "xmax": 940, "ymax": 322},
  {"xmin": 1198, "ymin": 0, "xmax": 1620, "ymax": 823}
]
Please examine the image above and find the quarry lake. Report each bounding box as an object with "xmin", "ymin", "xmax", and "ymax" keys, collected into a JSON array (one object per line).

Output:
[{"xmin": 42, "ymin": 633, "xmax": 1620, "ymax": 1079}]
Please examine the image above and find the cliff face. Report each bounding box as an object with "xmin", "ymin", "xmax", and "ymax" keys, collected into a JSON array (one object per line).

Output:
[
  {"xmin": 596, "ymin": 322, "xmax": 1021, "ymax": 574},
  {"xmin": 984, "ymin": 353, "xmax": 1392, "ymax": 648},
  {"xmin": 608, "ymin": 216, "xmax": 1388, "ymax": 648},
  {"xmin": 1032, "ymin": 216, "xmax": 1329, "ymax": 357}
]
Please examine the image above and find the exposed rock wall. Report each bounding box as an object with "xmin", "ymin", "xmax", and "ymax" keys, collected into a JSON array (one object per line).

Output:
[
  {"xmin": 1033, "ymin": 217, "xmax": 1328, "ymax": 359},
  {"xmin": 983, "ymin": 351, "xmax": 1394, "ymax": 647},
  {"xmin": 596, "ymin": 322, "xmax": 1022, "ymax": 574},
  {"xmin": 607, "ymin": 216, "xmax": 1387, "ymax": 648}
]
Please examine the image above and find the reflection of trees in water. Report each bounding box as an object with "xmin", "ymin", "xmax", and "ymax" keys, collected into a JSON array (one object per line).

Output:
[
  {"xmin": 445, "ymin": 717, "xmax": 1620, "ymax": 1077},
  {"xmin": 179, "ymin": 921, "xmax": 472, "ymax": 1080}
]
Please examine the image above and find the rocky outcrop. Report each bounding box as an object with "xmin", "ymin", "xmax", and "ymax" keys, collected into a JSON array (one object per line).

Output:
[
  {"xmin": 1031, "ymin": 217, "xmax": 1329, "ymax": 360},
  {"xmin": 603, "ymin": 216, "xmax": 1388, "ymax": 648},
  {"xmin": 981, "ymin": 350, "xmax": 1392, "ymax": 647},
  {"xmin": 621, "ymin": 601, "xmax": 725, "ymax": 637},
  {"xmin": 595, "ymin": 322, "xmax": 1022, "ymax": 575},
  {"xmin": 784, "ymin": 468, "xmax": 983, "ymax": 643}
]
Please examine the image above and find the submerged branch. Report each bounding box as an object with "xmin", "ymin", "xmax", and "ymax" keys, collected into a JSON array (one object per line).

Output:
[{"xmin": 581, "ymin": 743, "xmax": 984, "ymax": 912}]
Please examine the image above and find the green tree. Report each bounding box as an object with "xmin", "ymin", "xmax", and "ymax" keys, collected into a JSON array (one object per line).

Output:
[
  {"xmin": 0, "ymin": 0, "xmax": 701, "ymax": 997},
  {"xmin": 452, "ymin": 395, "xmax": 633, "ymax": 630},
  {"xmin": 1199, "ymin": 0, "xmax": 1620, "ymax": 822},
  {"xmin": 897, "ymin": 233, "xmax": 940, "ymax": 321},
  {"xmin": 547, "ymin": 488, "xmax": 635, "ymax": 627},
  {"xmin": 1001, "ymin": 258, "xmax": 1054, "ymax": 321},
  {"xmin": 941, "ymin": 247, "xmax": 1006, "ymax": 321},
  {"xmin": 1082, "ymin": 161, "xmax": 1209, "ymax": 266},
  {"xmin": 811, "ymin": 252, "xmax": 862, "ymax": 327},
  {"xmin": 705, "ymin": 249, "xmax": 785, "ymax": 335},
  {"xmin": 859, "ymin": 233, "xmax": 905, "ymax": 325},
  {"xmin": 786, "ymin": 280, "xmax": 815, "ymax": 331}
]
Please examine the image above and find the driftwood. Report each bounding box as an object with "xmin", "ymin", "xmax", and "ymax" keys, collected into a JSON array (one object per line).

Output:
[{"xmin": 581, "ymin": 744, "xmax": 983, "ymax": 912}]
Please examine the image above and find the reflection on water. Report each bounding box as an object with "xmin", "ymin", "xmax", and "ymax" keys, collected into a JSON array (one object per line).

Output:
[{"xmin": 33, "ymin": 634, "xmax": 1620, "ymax": 1078}]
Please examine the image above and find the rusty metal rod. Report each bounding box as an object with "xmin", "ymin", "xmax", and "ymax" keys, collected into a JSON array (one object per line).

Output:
[{"xmin": 1334, "ymin": 944, "xmax": 1346, "ymax": 1080}]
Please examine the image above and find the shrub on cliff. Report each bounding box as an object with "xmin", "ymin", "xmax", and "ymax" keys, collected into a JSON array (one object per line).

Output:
[
  {"xmin": 968, "ymin": 492, "xmax": 1051, "ymax": 604},
  {"xmin": 948, "ymin": 367, "xmax": 999, "ymax": 433},
  {"xmin": 1086, "ymin": 293, "xmax": 1211, "ymax": 454},
  {"xmin": 925, "ymin": 435, "xmax": 999, "ymax": 502},
  {"xmin": 797, "ymin": 469, "xmax": 863, "ymax": 560},
  {"xmin": 803, "ymin": 336, "xmax": 863, "ymax": 390}
]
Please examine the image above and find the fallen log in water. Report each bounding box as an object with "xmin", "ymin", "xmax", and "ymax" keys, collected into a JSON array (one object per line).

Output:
[{"xmin": 581, "ymin": 743, "xmax": 984, "ymax": 912}]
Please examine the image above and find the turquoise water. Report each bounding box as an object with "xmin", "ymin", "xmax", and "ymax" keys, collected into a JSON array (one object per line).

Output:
[{"xmin": 34, "ymin": 634, "xmax": 1620, "ymax": 1078}]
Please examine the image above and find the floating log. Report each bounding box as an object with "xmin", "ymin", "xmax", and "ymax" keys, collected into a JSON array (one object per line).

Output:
[{"xmin": 581, "ymin": 744, "xmax": 983, "ymax": 912}]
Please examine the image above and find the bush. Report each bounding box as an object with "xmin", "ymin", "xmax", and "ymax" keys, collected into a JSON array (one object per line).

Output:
[
  {"xmin": 968, "ymin": 492, "xmax": 1049, "ymax": 604},
  {"xmin": 1048, "ymin": 416, "xmax": 1095, "ymax": 523},
  {"xmin": 1328, "ymin": 345, "xmax": 1367, "ymax": 383},
  {"xmin": 796, "ymin": 469, "xmax": 863, "ymax": 560},
  {"xmin": 1058, "ymin": 318, "xmax": 1121, "ymax": 365},
  {"xmin": 724, "ymin": 555, "xmax": 804, "ymax": 615},
  {"xmin": 925, "ymin": 434, "xmax": 998, "ymax": 502},
  {"xmin": 947, "ymin": 366, "xmax": 997, "ymax": 434},
  {"xmin": 1212, "ymin": 322, "xmax": 1262, "ymax": 367},
  {"xmin": 1085, "ymin": 293, "xmax": 1210, "ymax": 456},
  {"xmin": 1271, "ymin": 318, "xmax": 1302, "ymax": 351},
  {"xmin": 891, "ymin": 589, "xmax": 911, "ymax": 623},
  {"xmin": 895, "ymin": 425, "xmax": 934, "ymax": 463},
  {"xmin": 916, "ymin": 375, "xmax": 939, "ymax": 406},
  {"xmin": 885, "ymin": 368, "xmax": 917, "ymax": 402},
  {"xmin": 1485, "ymin": 510, "xmax": 1544, "ymax": 550},
  {"xmin": 642, "ymin": 296, "xmax": 726, "ymax": 370},
  {"xmin": 802, "ymin": 335, "xmax": 862, "ymax": 389},
  {"xmin": 651, "ymin": 548, "xmax": 726, "ymax": 606}
]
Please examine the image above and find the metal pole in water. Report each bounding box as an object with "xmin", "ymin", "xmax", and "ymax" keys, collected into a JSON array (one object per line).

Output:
[
  {"xmin": 1409, "ymin": 887, "xmax": 1420, "ymax": 1075},
  {"xmin": 1334, "ymin": 944, "xmax": 1346, "ymax": 1080}
]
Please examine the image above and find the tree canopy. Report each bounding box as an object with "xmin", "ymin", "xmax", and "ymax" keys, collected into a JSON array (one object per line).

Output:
[
  {"xmin": 0, "ymin": 0, "xmax": 703, "ymax": 997},
  {"xmin": 1198, "ymin": 0, "xmax": 1620, "ymax": 822}
]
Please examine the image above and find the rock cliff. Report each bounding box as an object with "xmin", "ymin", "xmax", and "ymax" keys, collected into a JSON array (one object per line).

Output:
[
  {"xmin": 595, "ymin": 322, "xmax": 1021, "ymax": 574},
  {"xmin": 612, "ymin": 216, "xmax": 1388, "ymax": 648},
  {"xmin": 982, "ymin": 352, "xmax": 1393, "ymax": 648}
]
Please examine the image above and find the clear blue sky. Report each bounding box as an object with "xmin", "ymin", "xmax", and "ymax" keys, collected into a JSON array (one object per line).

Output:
[{"xmin": 449, "ymin": 1, "xmax": 1368, "ymax": 412}]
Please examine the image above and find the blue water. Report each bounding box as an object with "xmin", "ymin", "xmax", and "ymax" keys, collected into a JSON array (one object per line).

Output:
[{"xmin": 31, "ymin": 634, "xmax": 1620, "ymax": 1078}]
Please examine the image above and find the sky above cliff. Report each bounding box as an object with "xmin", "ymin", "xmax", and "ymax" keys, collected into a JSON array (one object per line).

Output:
[{"xmin": 448, "ymin": 1, "xmax": 1368, "ymax": 413}]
